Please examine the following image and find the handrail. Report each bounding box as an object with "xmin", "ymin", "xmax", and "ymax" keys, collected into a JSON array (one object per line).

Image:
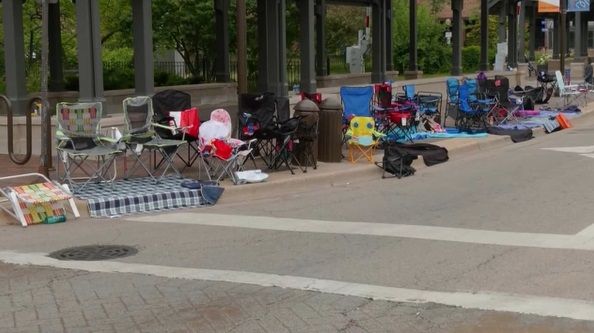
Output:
[{"xmin": 3, "ymin": 95, "xmax": 32, "ymax": 165}]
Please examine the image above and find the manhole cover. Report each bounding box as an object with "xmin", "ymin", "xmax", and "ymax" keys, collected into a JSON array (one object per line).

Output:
[{"xmin": 48, "ymin": 245, "xmax": 138, "ymax": 261}]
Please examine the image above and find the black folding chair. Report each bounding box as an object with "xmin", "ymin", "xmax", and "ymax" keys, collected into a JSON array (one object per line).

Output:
[{"xmin": 152, "ymin": 90, "xmax": 199, "ymax": 168}]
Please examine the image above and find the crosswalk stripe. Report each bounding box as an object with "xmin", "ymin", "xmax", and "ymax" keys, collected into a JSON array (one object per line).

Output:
[
  {"xmin": 125, "ymin": 213, "xmax": 594, "ymax": 251},
  {"xmin": 1, "ymin": 250, "xmax": 594, "ymax": 321}
]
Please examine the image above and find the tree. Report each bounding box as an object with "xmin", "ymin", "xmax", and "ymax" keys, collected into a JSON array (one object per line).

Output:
[
  {"xmin": 325, "ymin": 5, "xmax": 366, "ymax": 57},
  {"xmin": 392, "ymin": 0, "xmax": 450, "ymax": 74},
  {"xmin": 152, "ymin": 0, "xmax": 216, "ymax": 80}
]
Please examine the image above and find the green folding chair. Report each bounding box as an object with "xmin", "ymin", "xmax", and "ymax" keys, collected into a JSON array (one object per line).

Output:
[{"xmin": 122, "ymin": 96, "xmax": 187, "ymax": 183}]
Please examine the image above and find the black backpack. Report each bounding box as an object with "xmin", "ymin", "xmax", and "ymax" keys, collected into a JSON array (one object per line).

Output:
[{"xmin": 377, "ymin": 145, "xmax": 417, "ymax": 178}]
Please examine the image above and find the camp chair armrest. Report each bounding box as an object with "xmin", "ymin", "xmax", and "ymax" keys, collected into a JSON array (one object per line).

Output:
[
  {"xmin": 372, "ymin": 130, "xmax": 386, "ymax": 138},
  {"xmin": 97, "ymin": 136, "xmax": 119, "ymax": 144},
  {"xmin": 152, "ymin": 122, "xmax": 186, "ymax": 140}
]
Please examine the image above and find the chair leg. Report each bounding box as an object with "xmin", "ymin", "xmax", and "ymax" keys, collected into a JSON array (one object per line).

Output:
[
  {"xmin": 125, "ymin": 147, "xmax": 157, "ymax": 183},
  {"xmin": 154, "ymin": 146, "xmax": 184, "ymax": 182},
  {"xmin": 8, "ymin": 191, "xmax": 27, "ymax": 227}
]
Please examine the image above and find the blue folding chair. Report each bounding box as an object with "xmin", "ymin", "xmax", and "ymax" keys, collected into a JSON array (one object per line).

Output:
[
  {"xmin": 445, "ymin": 78, "xmax": 460, "ymax": 124},
  {"xmin": 455, "ymin": 82, "xmax": 488, "ymax": 132},
  {"xmin": 340, "ymin": 85, "xmax": 375, "ymax": 149},
  {"xmin": 340, "ymin": 86, "xmax": 374, "ymax": 120}
]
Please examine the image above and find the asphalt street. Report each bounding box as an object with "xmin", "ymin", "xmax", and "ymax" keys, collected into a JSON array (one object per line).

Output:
[{"xmin": 3, "ymin": 115, "xmax": 594, "ymax": 332}]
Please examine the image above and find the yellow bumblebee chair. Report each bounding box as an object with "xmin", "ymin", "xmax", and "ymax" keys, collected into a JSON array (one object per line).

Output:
[{"xmin": 345, "ymin": 116, "xmax": 384, "ymax": 163}]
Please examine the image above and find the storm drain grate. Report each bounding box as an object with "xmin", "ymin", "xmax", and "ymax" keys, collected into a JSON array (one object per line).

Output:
[{"xmin": 48, "ymin": 245, "xmax": 138, "ymax": 261}]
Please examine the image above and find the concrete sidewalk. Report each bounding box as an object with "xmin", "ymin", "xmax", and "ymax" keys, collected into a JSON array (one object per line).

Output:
[{"xmin": 1, "ymin": 97, "xmax": 593, "ymax": 216}]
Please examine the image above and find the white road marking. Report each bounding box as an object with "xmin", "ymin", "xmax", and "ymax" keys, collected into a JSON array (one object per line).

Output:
[
  {"xmin": 126, "ymin": 213, "xmax": 594, "ymax": 251},
  {"xmin": 1, "ymin": 250, "xmax": 594, "ymax": 321},
  {"xmin": 576, "ymin": 223, "xmax": 594, "ymax": 237},
  {"xmin": 541, "ymin": 145, "xmax": 594, "ymax": 154}
]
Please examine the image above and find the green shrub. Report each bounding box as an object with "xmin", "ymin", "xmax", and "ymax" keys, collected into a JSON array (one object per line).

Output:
[
  {"xmin": 103, "ymin": 48, "xmax": 134, "ymax": 90},
  {"xmin": 462, "ymin": 46, "xmax": 480, "ymax": 73}
]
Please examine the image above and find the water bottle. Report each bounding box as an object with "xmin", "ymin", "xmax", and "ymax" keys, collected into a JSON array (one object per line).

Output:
[{"xmin": 44, "ymin": 215, "xmax": 66, "ymax": 224}]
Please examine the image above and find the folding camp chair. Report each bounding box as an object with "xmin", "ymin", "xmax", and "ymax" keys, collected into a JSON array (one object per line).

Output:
[
  {"xmin": 55, "ymin": 102, "xmax": 122, "ymax": 192},
  {"xmin": 555, "ymin": 70, "xmax": 588, "ymax": 106},
  {"xmin": 455, "ymin": 82, "xmax": 489, "ymax": 132},
  {"xmin": 345, "ymin": 116, "xmax": 384, "ymax": 163},
  {"xmin": 122, "ymin": 96, "xmax": 187, "ymax": 183},
  {"xmin": 198, "ymin": 109, "xmax": 255, "ymax": 184},
  {"xmin": 445, "ymin": 78, "xmax": 460, "ymax": 125},
  {"xmin": 294, "ymin": 111, "xmax": 319, "ymax": 172},
  {"xmin": 340, "ymin": 86, "xmax": 374, "ymax": 149},
  {"xmin": 238, "ymin": 92, "xmax": 279, "ymax": 167},
  {"xmin": 0, "ymin": 173, "xmax": 80, "ymax": 227},
  {"xmin": 205, "ymin": 138, "xmax": 256, "ymax": 184},
  {"xmin": 152, "ymin": 89, "xmax": 200, "ymax": 168}
]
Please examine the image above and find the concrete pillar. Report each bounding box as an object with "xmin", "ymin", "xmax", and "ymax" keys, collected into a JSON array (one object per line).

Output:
[
  {"xmin": 75, "ymin": 0, "xmax": 103, "ymax": 101},
  {"xmin": 48, "ymin": 0, "xmax": 64, "ymax": 91},
  {"xmin": 451, "ymin": 0, "xmax": 463, "ymax": 75},
  {"xmin": 405, "ymin": 0, "xmax": 421, "ymax": 79},
  {"xmin": 528, "ymin": 4, "xmax": 536, "ymax": 60},
  {"xmin": 278, "ymin": 0, "xmax": 288, "ymax": 97},
  {"xmin": 299, "ymin": 0, "xmax": 316, "ymax": 93},
  {"xmin": 553, "ymin": 16, "xmax": 560, "ymax": 59},
  {"xmin": 214, "ymin": 0, "xmax": 231, "ymax": 82},
  {"xmin": 2, "ymin": 0, "xmax": 28, "ymax": 115},
  {"xmin": 580, "ymin": 15, "xmax": 588, "ymax": 57},
  {"xmin": 386, "ymin": 0, "xmax": 393, "ymax": 71},
  {"xmin": 498, "ymin": 4, "xmax": 507, "ymax": 43},
  {"xmin": 371, "ymin": 0, "xmax": 387, "ymax": 82},
  {"xmin": 560, "ymin": 0, "xmax": 567, "ymax": 74},
  {"xmin": 236, "ymin": 0, "xmax": 248, "ymax": 94},
  {"xmin": 257, "ymin": 0, "xmax": 287, "ymax": 97},
  {"xmin": 132, "ymin": 0, "xmax": 154, "ymax": 96},
  {"xmin": 518, "ymin": 0, "xmax": 526, "ymax": 62},
  {"xmin": 575, "ymin": 12, "xmax": 584, "ymax": 60},
  {"xmin": 507, "ymin": 0, "xmax": 517, "ymax": 68},
  {"xmin": 480, "ymin": 0, "xmax": 489, "ymax": 70},
  {"xmin": 315, "ymin": 0, "xmax": 327, "ymax": 76}
]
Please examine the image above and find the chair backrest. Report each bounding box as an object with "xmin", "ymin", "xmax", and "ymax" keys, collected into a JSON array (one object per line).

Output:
[
  {"xmin": 458, "ymin": 83, "xmax": 473, "ymax": 113},
  {"xmin": 340, "ymin": 86, "xmax": 374, "ymax": 118},
  {"xmin": 56, "ymin": 102, "xmax": 102, "ymax": 138},
  {"xmin": 300, "ymin": 91, "xmax": 322, "ymax": 105},
  {"xmin": 152, "ymin": 89, "xmax": 192, "ymax": 121},
  {"xmin": 123, "ymin": 96, "xmax": 153, "ymax": 134},
  {"xmin": 465, "ymin": 78, "xmax": 478, "ymax": 99},
  {"xmin": 347, "ymin": 116, "xmax": 377, "ymax": 145},
  {"xmin": 403, "ymin": 85, "xmax": 416, "ymax": 100},
  {"xmin": 210, "ymin": 109, "xmax": 232, "ymax": 137},
  {"xmin": 374, "ymin": 83, "xmax": 393, "ymax": 108},
  {"xmin": 555, "ymin": 71, "xmax": 566, "ymax": 92},
  {"xmin": 446, "ymin": 78, "xmax": 459, "ymax": 103},
  {"xmin": 238, "ymin": 92, "xmax": 277, "ymax": 128}
]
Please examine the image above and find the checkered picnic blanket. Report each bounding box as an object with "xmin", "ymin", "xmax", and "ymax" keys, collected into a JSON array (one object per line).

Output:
[{"xmin": 74, "ymin": 176, "xmax": 205, "ymax": 218}]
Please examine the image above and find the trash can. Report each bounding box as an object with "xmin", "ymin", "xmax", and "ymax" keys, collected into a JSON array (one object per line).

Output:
[
  {"xmin": 318, "ymin": 96, "xmax": 343, "ymax": 162},
  {"xmin": 293, "ymin": 99, "xmax": 319, "ymax": 167}
]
